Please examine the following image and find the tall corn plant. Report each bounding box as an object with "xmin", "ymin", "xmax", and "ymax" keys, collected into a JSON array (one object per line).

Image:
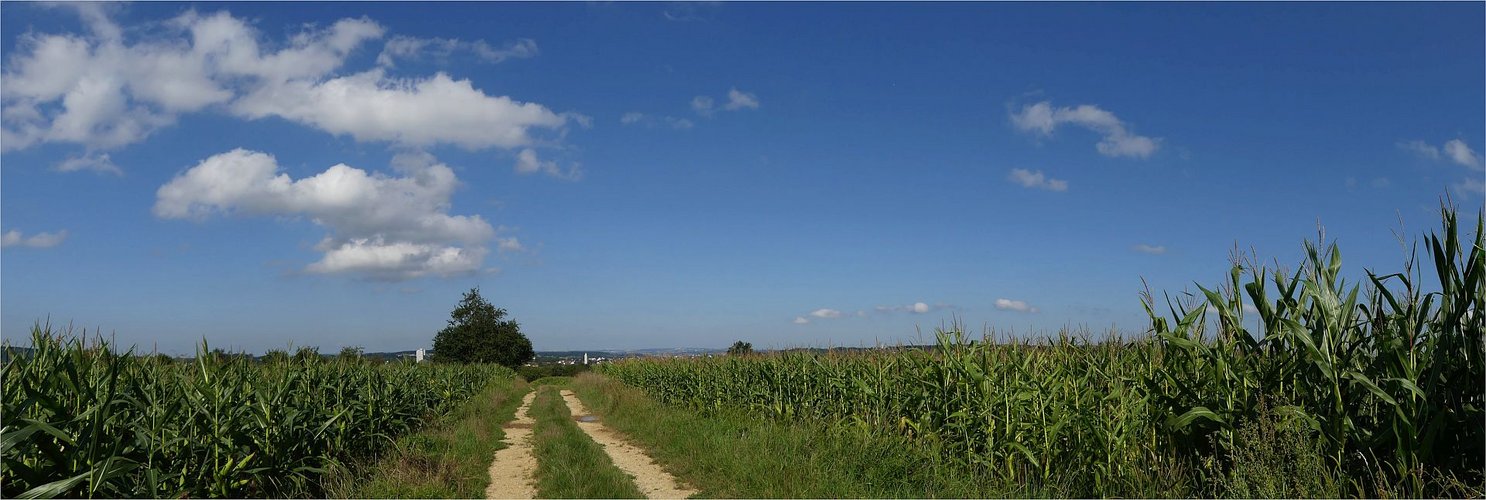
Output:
[
  {"xmin": 1145, "ymin": 203, "xmax": 1483, "ymax": 495},
  {"xmin": 1, "ymin": 326, "xmax": 513, "ymax": 498}
]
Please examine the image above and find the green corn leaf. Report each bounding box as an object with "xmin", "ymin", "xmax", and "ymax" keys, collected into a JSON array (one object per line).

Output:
[{"xmin": 17, "ymin": 471, "xmax": 90, "ymax": 499}]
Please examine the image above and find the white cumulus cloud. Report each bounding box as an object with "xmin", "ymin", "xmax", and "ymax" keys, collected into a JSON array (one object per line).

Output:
[
  {"xmin": 154, "ymin": 148, "xmax": 493, "ymax": 280},
  {"xmin": 1007, "ymin": 168, "xmax": 1068, "ymax": 192},
  {"xmin": 232, "ymin": 70, "xmax": 567, "ymax": 150},
  {"xmin": 994, "ymin": 298, "xmax": 1038, "ymax": 313},
  {"xmin": 1, "ymin": 8, "xmax": 378, "ymax": 152},
  {"xmin": 1009, "ymin": 100, "xmax": 1160, "ymax": 159},
  {"xmin": 793, "ymin": 316, "xmax": 810, "ymax": 324},
  {"xmin": 1, "ymin": 229, "xmax": 69, "ymax": 249},
  {"xmin": 2, "ymin": 7, "xmax": 578, "ymax": 175}
]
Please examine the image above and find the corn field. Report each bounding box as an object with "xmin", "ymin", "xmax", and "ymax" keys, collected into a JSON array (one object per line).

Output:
[
  {"xmin": 0, "ymin": 329, "xmax": 513, "ymax": 498},
  {"xmin": 602, "ymin": 205, "xmax": 1483, "ymax": 497}
]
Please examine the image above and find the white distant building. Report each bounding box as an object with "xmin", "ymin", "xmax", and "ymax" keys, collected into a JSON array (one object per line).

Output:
[
  {"xmin": 416, "ymin": 348, "xmax": 425, "ymax": 363},
  {"xmin": 584, "ymin": 352, "xmax": 589, "ymax": 365}
]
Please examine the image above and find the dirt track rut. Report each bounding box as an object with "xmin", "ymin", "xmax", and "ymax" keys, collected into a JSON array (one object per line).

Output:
[
  {"xmin": 560, "ymin": 390, "xmax": 697, "ymax": 499},
  {"xmin": 485, "ymin": 391, "xmax": 538, "ymax": 499}
]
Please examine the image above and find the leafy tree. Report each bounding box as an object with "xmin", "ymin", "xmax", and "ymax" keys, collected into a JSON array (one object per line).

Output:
[
  {"xmin": 432, "ymin": 287, "xmax": 534, "ymax": 367},
  {"xmin": 338, "ymin": 345, "xmax": 364, "ymax": 361},
  {"xmin": 727, "ymin": 340, "xmax": 754, "ymax": 356},
  {"xmin": 293, "ymin": 346, "xmax": 321, "ymax": 363},
  {"xmin": 261, "ymin": 349, "xmax": 290, "ymax": 364},
  {"xmin": 208, "ymin": 348, "xmax": 250, "ymax": 363}
]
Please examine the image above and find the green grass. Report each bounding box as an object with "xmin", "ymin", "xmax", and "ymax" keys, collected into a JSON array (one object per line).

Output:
[
  {"xmin": 530, "ymin": 385, "xmax": 645, "ymax": 499},
  {"xmin": 530, "ymin": 375, "xmax": 575, "ymax": 387},
  {"xmin": 570, "ymin": 372, "xmax": 1066, "ymax": 499},
  {"xmin": 331, "ymin": 377, "xmax": 530, "ymax": 498}
]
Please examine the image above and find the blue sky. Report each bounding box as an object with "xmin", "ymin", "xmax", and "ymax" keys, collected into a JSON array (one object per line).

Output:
[{"xmin": 2, "ymin": 2, "xmax": 1482, "ymax": 354}]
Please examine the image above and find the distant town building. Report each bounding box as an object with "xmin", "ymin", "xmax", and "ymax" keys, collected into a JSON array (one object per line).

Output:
[{"xmin": 415, "ymin": 348, "xmax": 425, "ymax": 363}]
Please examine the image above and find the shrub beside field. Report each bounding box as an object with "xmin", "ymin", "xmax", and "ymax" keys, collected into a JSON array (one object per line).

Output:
[
  {"xmin": 0, "ymin": 331, "xmax": 513, "ymax": 498},
  {"xmin": 601, "ymin": 205, "xmax": 1484, "ymax": 497}
]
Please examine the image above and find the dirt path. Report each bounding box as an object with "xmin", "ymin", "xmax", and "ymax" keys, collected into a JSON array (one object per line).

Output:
[
  {"xmin": 560, "ymin": 390, "xmax": 698, "ymax": 499},
  {"xmin": 485, "ymin": 390, "xmax": 538, "ymax": 499}
]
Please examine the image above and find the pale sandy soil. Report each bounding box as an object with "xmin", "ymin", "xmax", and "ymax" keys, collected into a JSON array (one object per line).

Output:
[
  {"xmin": 485, "ymin": 391, "xmax": 538, "ymax": 499},
  {"xmin": 560, "ymin": 390, "xmax": 698, "ymax": 499}
]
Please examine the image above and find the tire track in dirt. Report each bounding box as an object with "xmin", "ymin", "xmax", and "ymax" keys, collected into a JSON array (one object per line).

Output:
[
  {"xmin": 486, "ymin": 390, "xmax": 538, "ymax": 499},
  {"xmin": 559, "ymin": 390, "xmax": 698, "ymax": 499}
]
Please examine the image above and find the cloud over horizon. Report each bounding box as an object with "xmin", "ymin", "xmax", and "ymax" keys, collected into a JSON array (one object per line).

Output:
[
  {"xmin": 1133, "ymin": 244, "xmax": 1166, "ymax": 255},
  {"xmin": 809, "ymin": 308, "xmax": 843, "ymax": 319},
  {"xmin": 2, "ymin": 229, "xmax": 69, "ymax": 249},
  {"xmin": 994, "ymin": 298, "xmax": 1038, "ymax": 313}
]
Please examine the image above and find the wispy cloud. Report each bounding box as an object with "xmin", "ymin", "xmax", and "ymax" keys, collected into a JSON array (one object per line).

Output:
[
  {"xmin": 1132, "ymin": 244, "xmax": 1166, "ymax": 255},
  {"xmin": 723, "ymin": 88, "xmax": 760, "ymax": 111},
  {"xmin": 802, "ymin": 301, "xmax": 951, "ymax": 323},
  {"xmin": 873, "ymin": 302, "xmax": 953, "ymax": 314},
  {"xmin": 1, "ymin": 229, "xmax": 69, "ymax": 249},
  {"xmin": 1400, "ymin": 138, "xmax": 1483, "ymax": 197},
  {"xmin": 377, "ymin": 36, "xmax": 537, "ymax": 67},
  {"xmin": 1398, "ymin": 140, "xmax": 1441, "ymax": 160},
  {"xmin": 809, "ymin": 308, "xmax": 843, "ymax": 319},
  {"xmin": 1007, "ymin": 168, "xmax": 1068, "ymax": 192},
  {"xmin": 619, "ymin": 112, "xmax": 694, "ymax": 130},
  {"xmin": 55, "ymin": 153, "xmax": 122, "ymax": 175},
  {"xmin": 1010, "ymin": 100, "xmax": 1160, "ymax": 159},
  {"xmin": 994, "ymin": 298, "xmax": 1038, "ymax": 313},
  {"xmin": 1457, "ymin": 177, "xmax": 1484, "ymax": 195},
  {"xmin": 1345, "ymin": 177, "xmax": 1392, "ymax": 190},
  {"xmin": 515, "ymin": 149, "xmax": 583, "ymax": 181},
  {"xmin": 662, "ymin": 2, "xmax": 720, "ymax": 22},
  {"xmin": 496, "ymin": 237, "xmax": 525, "ymax": 253},
  {"xmin": 1444, "ymin": 139, "xmax": 1482, "ymax": 170},
  {"xmin": 691, "ymin": 96, "xmax": 715, "ymax": 117},
  {"xmin": 1401, "ymin": 138, "xmax": 1482, "ymax": 171},
  {"xmin": 692, "ymin": 88, "xmax": 760, "ymax": 117}
]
